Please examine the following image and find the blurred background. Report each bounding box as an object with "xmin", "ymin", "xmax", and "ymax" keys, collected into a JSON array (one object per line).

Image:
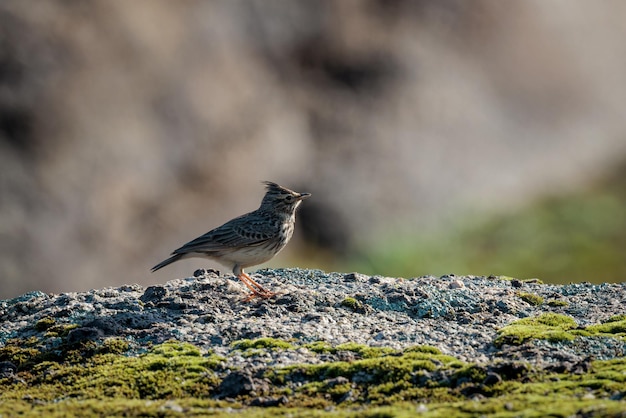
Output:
[{"xmin": 1, "ymin": 0, "xmax": 625, "ymax": 299}]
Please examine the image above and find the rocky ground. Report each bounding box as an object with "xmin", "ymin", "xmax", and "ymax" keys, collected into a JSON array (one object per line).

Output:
[
  {"xmin": 1, "ymin": 269, "xmax": 625, "ymax": 417},
  {"xmin": 3, "ymin": 268, "xmax": 625, "ymax": 363}
]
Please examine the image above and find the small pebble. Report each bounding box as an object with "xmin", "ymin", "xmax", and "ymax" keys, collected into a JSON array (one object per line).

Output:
[{"xmin": 449, "ymin": 280, "xmax": 465, "ymax": 289}]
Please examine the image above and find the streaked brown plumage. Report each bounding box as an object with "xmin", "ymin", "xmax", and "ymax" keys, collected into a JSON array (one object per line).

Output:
[{"xmin": 151, "ymin": 181, "xmax": 310, "ymax": 299}]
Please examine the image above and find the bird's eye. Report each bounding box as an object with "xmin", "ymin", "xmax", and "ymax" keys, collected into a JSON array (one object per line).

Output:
[{"xmin": 285, "ymin": 195, "xmax": 293, "ymax": 202}]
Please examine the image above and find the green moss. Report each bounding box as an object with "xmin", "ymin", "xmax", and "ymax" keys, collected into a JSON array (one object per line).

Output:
[
  {"xmin": 304, "ymin": 341, "xmax": 335, "ymax": 354},
  {"xmin": 274, "ymin": 343, "xmax": 626, "ymax": 410},
  {"xmin": 496, "ymin": 276, "xmax": 544, "ymax": 285},
  {"xmin": 0, "ymin": 333, "xmax": 138, "ymax": 372},
  {"xmin": 326, "ymin": 382, "xmax": 353, "ymax": 402},
  {"xmin": 403, "ymin": 345, "xmax": 442, "ymax": 355},
  {"xmin": 366, "ymin": 380, "xmax": 426, "ymax": 405},
  {"xmin": 453, "ymin": 364, "xmax": 489, "ymax": 384},
  {"xmin": 547, "ymin": 299, "xmax": 569, "ymax": 307},
  {"xmin": 349, "ymin": 169, "xmax": 626, "ymax": 285},
  {"xmin": 335, "ymin": 342, "xmax": 395, "ymax": 359},
  {"xmin": 495, "ymin": 313, "xmax": 578, "ymax": 346},
  {"xmin": 278, "ymin": 348, "xmax": 465, "ymax": 407},
  {"xmin": 494, "ymin": 275, "xmax": 517, "ymax": 281},
  {"xmin": 306, "ymin": 342, "xmax": 443, "ymax": 361},
  {"xmin": 517, "ymin": 292, "xmax": 544, "ymax": 306},
  {"xmin": 270, "ymin": 342, "xmax": 457, "ymax": 400},
  {"xmin": 34, "ymin": 317, "xmax": 56, "ymax": 331},
  {"xmin": 305, "ymin": 342, "xmax": 441, "ymax": 360},
  {"xmin": 232, "ymin": 337, "xmax": 294, "ymax": 351},
  {"xmin": 292, "ymin": 355, "xmax": 435, "ymax": 383},
  {"xmin": 340, "ymin": 297, "xmax": 366, "ymax": 313},
  {"xmin": 606, "ymin": 314, "xmax": 626, "ymax": 322},
  {"xmin": 585, "ymin": 317, "xmax": 626, "ymax": 336},
  {"xmin": 497, "ymin": 313, "xmax": 626, "ymax": 346},
  {"xmin": 2, "ymin": 337, "xmax": 626, "ymax": 417},
  {"xmin": 99, "ymin": 338, "xmax": 131, "ymax": 355},
  {"xmin": 45, "ymin": 323, "xmax": 79, "ymax": 338},
  {"xmin": 0, "ymin": 340, "xmax": 224, "ymax": 408},
  {"xmin": 149, "ymin": 340, "xmax": 202, "ymax": 357},
  {"xmin": 0, "ymin": 343, "xmax": 41, "ymax": 369}
]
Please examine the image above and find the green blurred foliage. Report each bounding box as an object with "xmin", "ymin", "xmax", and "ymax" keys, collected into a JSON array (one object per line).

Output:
[{"xmin": 351, "ymin": 168, "xmax": 626, "ymax": 284}]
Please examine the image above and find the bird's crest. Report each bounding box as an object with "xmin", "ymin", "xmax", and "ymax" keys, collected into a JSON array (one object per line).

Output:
[{"xmin": 262, "ymin": 181, "xmax": 293, "ymax": 195}]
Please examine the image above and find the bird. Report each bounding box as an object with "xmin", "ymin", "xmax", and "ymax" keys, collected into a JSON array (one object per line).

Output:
[{"xmin": 151, "ymin": 181, "xmax": 311, "ymax": 300}]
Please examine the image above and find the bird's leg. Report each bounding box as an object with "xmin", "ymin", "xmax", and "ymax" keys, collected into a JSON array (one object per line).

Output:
[
  {"xmin": 237, "ymin": 274, "xmax": 266, "ymax": 298},
  {"xmin": 238, "ymin": 272, "xmax": 275, "ymax": 299},
  {"xmin": 242, "ymin": 291, "xmax": 263, "ymax": 303},
  {"xmin": 241, "ymin": 272, "xmax": 273, "ymax": 294}
]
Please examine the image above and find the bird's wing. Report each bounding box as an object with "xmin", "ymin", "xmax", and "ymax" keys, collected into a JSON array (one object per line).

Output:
[{"xmin": 173, "ymin": 213, "xmax": 277, "ymax": 255}]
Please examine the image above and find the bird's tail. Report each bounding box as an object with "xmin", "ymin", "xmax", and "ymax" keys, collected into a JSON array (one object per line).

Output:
[{"xmin": 151, "ymin": 253, "xmax": 184, "ymax": 272}]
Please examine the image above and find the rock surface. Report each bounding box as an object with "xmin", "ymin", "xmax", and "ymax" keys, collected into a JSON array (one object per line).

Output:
[{"xmin": 1, "ymin": 268, "xmax": 625, "ymax": 370}]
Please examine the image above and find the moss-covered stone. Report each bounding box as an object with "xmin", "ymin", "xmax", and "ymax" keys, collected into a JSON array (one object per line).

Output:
[
  {"xmin": 0, "ymin": 338, "xmax": 41, "ymax": 369},
  {"xmin": 271, "ymin": 346, "xmax": 466, "ymax": 407},
  {"xmin": 1, "ymin": 337, "xmax": 626, "ymax": 417},
  {"xmin": 517, "ymin": 292, "xmax": 544, "ymax": 306},
  {"xmin": 495, "ymin": 313, "xmax": 578, "ymax": 346},
  {"xmin": 403, "ymin": 345, "xmax": 442, "ymax": 355},
  {"xmin": 0, "ymin": 340, "xmax": 224, "ymax": 413},
  {"xmin": 44, "ymin": 323, "xmax": 79, "ymax": 338},
  {"xmin": 585, "ymin": 316, "xmax": 626, "ymax": 337},
  {"xmin": 232, "ymin": 337, "xmax": 295, "ymax": 351},
  {"xmin": 303, "ymin": 342, "xmax": 395, "ymax": 358},
  {"xmin": 335, "ymin": 342, "xmax": 395, "ymax": 359},
  {"xmin": 340, "ymin": 297, "xmax": 368, "ymax": 314},
  {"xmin": 304, "ymin": 341, "xmax": 335, "ymax": 354},
  {"xmin": 496, "ymin": 312, "xmax": 626, "ymax": 346},
  {"xmin": 34, "ymin": 316, "xmax": 56, "ymax": 331},
  {"xmin": 547, "ymin": 299, "xmax": 569, "ymax": 307}
]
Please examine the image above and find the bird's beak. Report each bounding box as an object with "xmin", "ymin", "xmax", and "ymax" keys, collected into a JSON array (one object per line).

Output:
[{"xmin": 298, "ymin": 192, "xmax": 311, "ymax": 200}]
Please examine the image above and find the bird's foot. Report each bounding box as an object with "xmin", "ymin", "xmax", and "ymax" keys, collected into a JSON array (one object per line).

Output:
[
  {"xmin": 238, "ymin": 272, "xmax": 275, "ymax": 302},
  {"xmin": 242, "ymin": 289, "xmax": 276, "ymax": 302}
]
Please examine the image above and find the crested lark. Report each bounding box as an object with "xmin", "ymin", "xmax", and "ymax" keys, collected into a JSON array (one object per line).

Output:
[{"xmin": 151, "ymin": 181, "xmax": 310, "ymax": 299}]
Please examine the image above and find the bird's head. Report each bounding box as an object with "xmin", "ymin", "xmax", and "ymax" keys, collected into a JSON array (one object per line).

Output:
[{"xmin": 260, "ymin": 181, "xmax": 311, "ymax": 214}]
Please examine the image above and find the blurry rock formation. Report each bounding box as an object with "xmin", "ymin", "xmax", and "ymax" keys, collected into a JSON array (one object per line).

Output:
[{"xmin": 1, "ymin": 1, "xmax": 626, "ymax": 297}]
